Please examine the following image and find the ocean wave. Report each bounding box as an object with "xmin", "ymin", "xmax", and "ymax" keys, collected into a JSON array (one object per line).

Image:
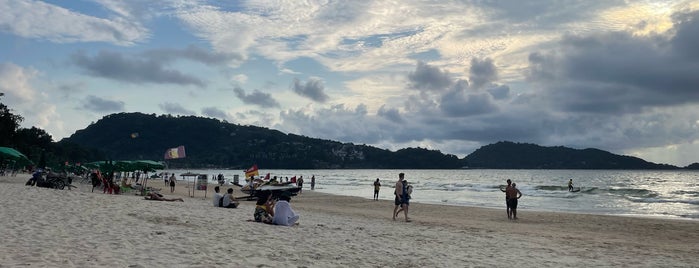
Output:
[
  {"xmin": 671, "ymin": 190, "xmax": 699, "ymax": 197},
  {"xmin": 625, "ymin": 196, "xmax": 699, "ymax": 205},
  {"xmin": 608, "ymin": 188, "xmax": 657, "ymax": 197}
]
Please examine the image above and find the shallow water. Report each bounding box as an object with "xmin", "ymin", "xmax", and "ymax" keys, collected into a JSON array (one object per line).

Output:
[{"xmin": 164, "ymin": 169, "xmax": 699, "ymax": 220}]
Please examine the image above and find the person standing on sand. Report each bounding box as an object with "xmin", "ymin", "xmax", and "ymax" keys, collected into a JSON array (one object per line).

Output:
[
  {"xmin": 373, "ymin": 178, "xmax": 381, "ymax": 200},
  {"xmin": 502, "ymin": 179, "xmax": 513, "ymax": 219},
  {"xmin": 506, "ymin": 182, "xmax": 523, "ymax": 220},
  {"xmin": 310, "ymin": 175, "xmax": 315, "ymax": 190},
  {"xmin": 169, "ymin": 174, "xmax": 176, "ymax": 193},
  {"xmin": 298, "ymin": 176, "xmax": 304, "ymax": 193},
  {"xmin": 393, "ymin": 173, "xmax": 410, "ymax": 222}
]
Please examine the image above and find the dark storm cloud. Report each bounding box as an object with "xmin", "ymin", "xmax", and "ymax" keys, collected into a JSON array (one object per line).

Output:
[
  {"xmin": 440, "ymin": 90, "xmax": 497, "ymax": 117},
  {"xmin": 469, "ymin": 58, "xmax": 497, "ymax": 89},
  {"xmin": 487, "ymin": 84, "xmax": 510, "ymax": 100},
  {"xmin": 201, "ymin": 106, "xmax": 228, "ymax": 119},
  {"xmin": 291, "ymin": 78, "xmax": 330, "ymax": 103},
  {"xmin": 143, "ymin": 45, "xmax": 243, "ymax": 66},
  {"xmin": 233, "ymin": 87, "xmax": 280, "ymax": 108},
  {"xmin": 671, "ymin": 11, "xmax": 699, "ymax": 59},
  {"xmin": 407, "ymin": 61, "xmax": 452, "ymax": 91},
  {"xmin": 377, "ymin": 105, "xmax": 404, "ymax": 123},
  {"xmin": 526, "ymin": 10, "xmax": 699, "ymax": 114},
  {"xmin": 71, "ymin": 50, "xmax": 206, "ymax": 87},
  {"xmin": 159, "ymin": 102, "xmax": 196, "ymax": 115},
  {"xmin": 81, "ymin": 95, "xmax": 124, "ymax": 112}
]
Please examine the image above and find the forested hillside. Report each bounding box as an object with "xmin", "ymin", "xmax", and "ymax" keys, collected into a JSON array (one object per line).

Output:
[{"xmin": 60, "ymin": 113, "xmax": 462, "ymax": 169}]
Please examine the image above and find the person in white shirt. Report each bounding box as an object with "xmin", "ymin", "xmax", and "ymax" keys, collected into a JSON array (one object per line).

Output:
[
  {"xmin": 272, "ymin": 192, "xmax": 299, "ymax": 226},
  {"xmin": 212, "ymin": 186, "xmax": 224, "ymax": 207},
  {"xmin": 221, "ymin": 188, "xmax": 239, "ymax": 208}
]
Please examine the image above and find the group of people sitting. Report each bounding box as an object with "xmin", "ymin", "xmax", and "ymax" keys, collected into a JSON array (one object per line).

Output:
[{"xmin": 212, "ymin": 186, "xmax": 299, "ymax": 226}]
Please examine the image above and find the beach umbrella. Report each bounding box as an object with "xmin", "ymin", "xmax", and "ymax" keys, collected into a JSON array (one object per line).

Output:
[
  {"xmin": 0, "ymin": 147, "xmax": 33, "ymax": 165},
  {"xmin": 131, "ymin": 160, "xmax": 165, "ymax": 172}
]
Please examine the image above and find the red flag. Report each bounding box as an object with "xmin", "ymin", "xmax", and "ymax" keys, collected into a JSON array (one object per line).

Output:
[
  {"xmin": 244, "ymin": 164, "xmax": 259, "ymax": 178},
  {"xmin": 264, "ymin": 173, "xmax": 270, "ymax": 180},
  {"xmin": 164, "ymin": 146, "xmax": 186, "ymax": 159}
]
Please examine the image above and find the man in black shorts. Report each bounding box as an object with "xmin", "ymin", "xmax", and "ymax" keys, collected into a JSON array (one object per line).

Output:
[{"xmin": 505, "ymin": 182, "xmax": 523, "ymax": 220}]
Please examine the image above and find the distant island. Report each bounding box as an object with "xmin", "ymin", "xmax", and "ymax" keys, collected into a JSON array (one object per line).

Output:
[{"xmin": 56, "ymin": 112, "xmax": 693, "ymax": 170}]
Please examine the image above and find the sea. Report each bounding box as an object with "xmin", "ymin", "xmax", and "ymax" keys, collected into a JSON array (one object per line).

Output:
[{"xmin": 162, "ymin": 169, "xmax": 699, "ymax": 220}]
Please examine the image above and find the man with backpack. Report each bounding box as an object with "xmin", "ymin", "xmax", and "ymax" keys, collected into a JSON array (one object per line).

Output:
[{"xmin": 392, "ymin": 173, "xmax": 411, "ymax": 222}]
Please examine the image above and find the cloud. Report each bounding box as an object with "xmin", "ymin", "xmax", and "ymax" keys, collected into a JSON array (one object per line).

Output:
[
  {"xmin": 201, "ymin": 106, "xmax": 228, "ymax": 119},
  {"xmin": 71, "ymin": 50, "xmax": 206, "ymax": 87},
  {"xmin": 81, "ymin": 95, "xmax": 125, "ymax": 112},
  {"xmin": 0, "ymin": 0, "xmax": 148, "ymax": 45},
  {"xmin": 291, "ymin": 78, "xmax": 330, "ymax": 103},
  {"xmin": 159, "ymin": 102, "xmax": 196, "ymax": 115},
  {"xmin": 232, "ymin": 74, "xmax": 248, "ymax": 84},
  {"xmin": 233, "ymin": 87, "xmax": 280, "ymax": 108},
  {"xmin": 142, "ymin": 45, "xmax": 243, "ymax": 66},
  {"xmin": 0, "ymin": 62, "xmax": 37, "ymax": 104},
  {"xmin": 526, "ymin": 10, "xmax": 699, "ymax": 114},
  {"xmin": 407, "ymin": 61, "xmax": 453, "ymax": 91},
  {"xmin": 469, "ymin": 58, "xmax": 497, "ymax": 89}
]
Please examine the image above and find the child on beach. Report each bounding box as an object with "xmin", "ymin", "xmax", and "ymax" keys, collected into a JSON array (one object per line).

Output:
[
  {"xmin": 221, "ymin": 188, "xmax": 239, "ymax": 208},
  {"xmin": 254, "ymin": 192, "xmax": 275, "ymax": 224}
]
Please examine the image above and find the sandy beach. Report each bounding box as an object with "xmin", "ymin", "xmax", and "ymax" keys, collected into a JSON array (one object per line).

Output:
[{"xmin": 0, "ymin": 174, "xmax": 697, "ymax": 267}]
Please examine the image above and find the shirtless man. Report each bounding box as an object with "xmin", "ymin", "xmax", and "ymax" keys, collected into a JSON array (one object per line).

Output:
[
  {"xmin": 392, "ymin": 173, "xmax": 409, "ymax": 222},
  {"xmin": 506, "ymin": 181, "xmax": 523, "ymax": 220}
]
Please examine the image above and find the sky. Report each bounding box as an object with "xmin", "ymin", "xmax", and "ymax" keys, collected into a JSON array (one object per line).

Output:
[{"xmin": 1, "ymin": 0, "xmax": 699, "ymax": 167}]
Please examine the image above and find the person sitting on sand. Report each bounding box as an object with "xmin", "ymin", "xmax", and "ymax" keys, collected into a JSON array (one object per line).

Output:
[
  {"xmin": 144, "ymin": 192, "xmax": 184, "ymax": 202},
  {"xmin": 273, "ymin": 192, "xmax": 299, "ymax": 226},
  {"xmin": 121, "ymin": 177, "xmax": 133, "ymax": 189},
  {"xmin": 254, "ymin": 192, "xmax": 275, "ymax": 224},
  {"xmin": 212, "ymin": 186, "xmax": 224, "ymax": 207},
  {"xmin": 221, "ymin": 188, "xmax": 239, "ymax": 208}
]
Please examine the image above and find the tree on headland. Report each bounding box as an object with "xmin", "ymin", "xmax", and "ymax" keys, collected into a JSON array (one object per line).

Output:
[
  {"xmin": 0, "ymin": 92, "xmax": 103, "ymax": 169},
  {"xmin": 0, "ymin": 93, "xmax": 23, "ymax": 146}
]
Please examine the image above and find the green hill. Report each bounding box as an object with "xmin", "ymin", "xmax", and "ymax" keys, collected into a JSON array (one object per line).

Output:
[
  {"xmin": 58, "ymin": 113, "xmax": 682, "ymax": 170},
  {"xmin": 463, "ymin": 141, "xmax": 677, "ymax": 169},
  {"xmin": 59, "ymin": 112, "xmax": 461, "ymax": 169}
]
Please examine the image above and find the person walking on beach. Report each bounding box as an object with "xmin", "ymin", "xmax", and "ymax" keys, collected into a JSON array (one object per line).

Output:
[
  {"xmin": 169, "ymin": 174, "xmax": 176, "ymax": 193},
  {"xmin": 373, "ymin": 178, "xmax": 381, "ymax": 200},
  {"xmin": 506, "ymin": 182, "xmax": 523, "ymax": 220},
  {"xmin": 394, "ymin": 180, "xmax": 412, "ymax": 217},
  {"xmin": 310, "ymin": 175, "xmax": 315, "ymax": 190},
  {"xmin": 298, "ymin": 176, "xmax": 304, "ymax": 193},
  {"xmin": 568, "ymin": 179, "xmax": 574, "ymax": 192},
  {"xmin": 393, "ymin": 173, "xmax": 410, "ymax": 222}
]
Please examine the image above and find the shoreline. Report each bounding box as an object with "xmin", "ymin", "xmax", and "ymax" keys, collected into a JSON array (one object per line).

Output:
[{"xmin": 1, "ymin": 173, "xmax": 698, "ymax": 267}]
